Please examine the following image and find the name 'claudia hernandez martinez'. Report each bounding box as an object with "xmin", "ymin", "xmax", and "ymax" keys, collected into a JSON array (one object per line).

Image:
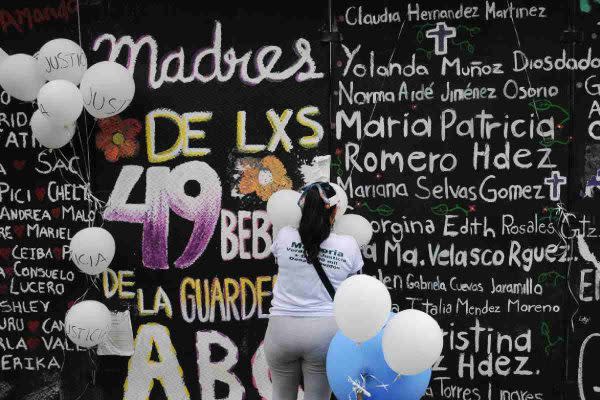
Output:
[{"xmin": 342, "ymin": 3, "xmax": 548, "ymax": 25}]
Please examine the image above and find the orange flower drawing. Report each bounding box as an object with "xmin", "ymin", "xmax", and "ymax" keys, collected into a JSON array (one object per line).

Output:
[
  {"xmin": 238, "ymin": 156, "xmax": 293, "ymax": 201},
  {"xmin": 95, "ymin": 116, "xmax": 141, "ymax": 162}
]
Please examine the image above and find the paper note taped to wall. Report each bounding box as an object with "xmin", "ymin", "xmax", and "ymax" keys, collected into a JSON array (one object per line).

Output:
[
  {"xmin": 300, "ymin": 155, "xmax": 331, "ymax": 184},
  {"xmin": 98, "ymin": 310, "xmax": 134, "ymax": 356}
]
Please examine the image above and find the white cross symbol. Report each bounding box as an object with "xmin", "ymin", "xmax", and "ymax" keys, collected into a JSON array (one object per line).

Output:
[
  {"xmin": 544, "ymin": 171, "xmax": 567, "ymax": 201},
  {"xmin": 425, "ymin": 22, "xmax": 457, "ymax": 56}
]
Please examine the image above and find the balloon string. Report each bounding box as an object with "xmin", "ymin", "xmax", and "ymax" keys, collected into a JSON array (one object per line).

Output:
[
  {"xmin": 346, "ymin": 373, "xmax": 394, "ymax": 400},
  {"xmin": 52, "ymin": 149, "xmax": 72, "ymax": 185},
  {"xmin": 347, "ymin": 376, "xmax": 371, "ymax": 398},
  {"xmin": 68, "ymin": 130, "xmax": 88, "ymax": 189},
  {"xmin": 71, "ymin": 124, "xmax": 88, "ymax": 185},
  {"xmin": 86, "ymin": 120, "xmax": 97, "ymax": 199},
  {"xmin": 54, "ymin": 148, "xmax": 105, "ymax": 209},
  {"xmin": 76, "ymin": 0, "xmax": 83, "ymax": 48},
  {"xmin": 76, "ymin": 119, "xmax": 97, "ymax": 198},
  {"xmin": 51, "ymin": 148, "xmax": 105, "ymax": 213},
  {"xmin": 554, "ymin": 203, "xmax": 580, "ymax": 330},
  {"xmin": 70, "ymin": 126, "xmax": 93, "ymax": 226},
  {"xmin": 75, "ymin": 0, "xmax": 97, "ymax": 227},
  {"xmin": 505, "ymin": 0, "xmax": 539, "ymax": 120},
  {"xmin": 88, "ymin": 273, "xmax": 102, "ymax": 291},
  {"xmin": 56, "ymin": 284, "xmax": 89, "ymax": 374},
  {"xmin": 73, "ymin": 287, "xmax": 90, "ymax": 305},
  {"xmin": 72, "ymin": 382, "xmax": 90, "ymax": 400},
  {"xmin": 69, "ymin": 124, "xmax": 94, "ymax": 226},
  {"xmin": 44, "ymin": 2, "xmax": 103, "ymax": 392},
  {"xmin": 366, "ymin": 374, "xmax": 390, "ymax": 391},
  {"xmin": 89, "ymin": 349, "xmax": 98, "ymax": 385}
]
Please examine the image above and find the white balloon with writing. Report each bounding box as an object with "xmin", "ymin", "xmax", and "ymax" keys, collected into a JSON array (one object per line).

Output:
[
  {"xmin": 0, "ymin": 54, "xmax": 46, "ymax": 101},
  {"xmin": 70, "ymin": 227, "xmax": 116, "ymax": 275},
  {"xmin": 30, "ymin": 110, "xmax": 76, "ymax": 149},
  {"xmin": 64, "ymin": 300, "xmax": 112, "ymax": 348},
  {"xmin": 333, "ymin": 213, "xmax": 372, "ymax": 246},
  {"xmin": 37, "ymin": 38, "xmax": 87, "ymax": 84},
  {"xmin": 334, "ymin": 275, "xmax": 391, "ymax": 343},
  {"xmin": 37, "ymin": 79, "xmax": 83, "ymax": 125},
  {"xmin": 80, "ymin": 61, "xmax": 135, "ymax": 118},
  {"xmin": 382, "ymin": 309, "xmax": 443, "ymax": 375},
  {"xmin": 266, "ymin": 190, "xmax": 302, "ymax": 230}
]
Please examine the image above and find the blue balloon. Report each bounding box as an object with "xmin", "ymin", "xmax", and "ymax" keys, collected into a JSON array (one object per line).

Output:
[
  {"xmin": 364, "ymin": 349, "xmax": 431, "ymax": 400},
  {"xmin": 327, "ymin": 313, "xmax": 431, "ymax": 400},
  {"xmin": 361, "ymin": 327, "xmax": 431, "ymax": 400},
  {"xmin": 326, "ymin": 331, "xmax": 364, "ymax": 399}
]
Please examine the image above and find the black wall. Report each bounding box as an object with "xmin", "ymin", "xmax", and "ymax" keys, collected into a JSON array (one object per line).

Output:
[{"xmin": 0, "ymin": 1, "xmax": 599, "ymax": 400}]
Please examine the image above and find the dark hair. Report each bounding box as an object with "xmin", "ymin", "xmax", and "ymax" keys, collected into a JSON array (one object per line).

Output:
[{"xmin": 298, "ymin": 183, "xmax": 336, "ymax": 264}]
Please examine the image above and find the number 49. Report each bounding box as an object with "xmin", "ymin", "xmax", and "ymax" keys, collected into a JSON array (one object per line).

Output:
[{"xmin": 103, "ymin": 161, "xmax": 222, "ymax": 269}]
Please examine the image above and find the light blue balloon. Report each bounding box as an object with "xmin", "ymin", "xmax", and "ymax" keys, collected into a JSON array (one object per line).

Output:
[
  {"xmin": 326, "ymin": 331, "xmax": 364, "ymax": 400},
  {"xmin": 361, "ymin": 326, "xmax": 431, "ymax": 400},
  {"xmin": 364, "ymin": 344, "xmax": 431, "ymax": 400},
  {"xmin": 327, "ymin": 313, "xmax": 431, "ymax": 400}
]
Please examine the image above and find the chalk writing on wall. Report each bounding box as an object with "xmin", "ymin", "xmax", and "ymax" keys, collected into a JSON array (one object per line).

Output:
[{"xmin": 2, "ymin": 1, "xmax": 600, "ymax": 399}]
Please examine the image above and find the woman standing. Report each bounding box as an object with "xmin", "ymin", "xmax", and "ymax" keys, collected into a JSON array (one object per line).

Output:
[{"xmin": 264, "ymin": 182, "xmax": 364, "ymax": 400}]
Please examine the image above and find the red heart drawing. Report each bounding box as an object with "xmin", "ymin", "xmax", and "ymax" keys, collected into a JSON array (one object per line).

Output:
[
  {"xmin": 0, "ymin": 248, "xmax": 11, "ymax": 260},
  {"xmin": 13, "ymin": 225, "xmax": 25, "ymax": 238},
  {"xmin": 27, "ymin": 320, "xmax": 40, "ymax": 333},
  {"xmin": 51, "ymin": 207, "xmax": 61, "ymax": 219},
  {"xmin": 0, "ymin": 284, "xmax": 7, "ymax": 294},
  {"xmin": 12, "ymin": 160, "xmax": 26, "ymax": 170},
  {"xmin": 26, "ymin": 337, "xmax": 40, "ymax": 350},
  {"xmin": 34, "ymin": 187, "xmax": 46, "ymax": 201},
  {"xmin": 67, "ymin": 300, "xmax": 75, "ymax": 309},
  {"xmin": 4, "ymin": 267, "xmax": 14, "ymax": 277},
  {"xmin": 52, "ymin": 247, "xmax": 62, "ymax": 260}
]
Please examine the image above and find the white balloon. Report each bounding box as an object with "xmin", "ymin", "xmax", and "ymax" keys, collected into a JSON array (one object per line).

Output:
[
  {"xmin": 333, "ymin": 214, "xmax": 373, "ymax": 247},
  {"xmin": 267, "ymin": 190, "xmax": 302, "ymax": 230},
  {"xmin": 329, "ymin": 183, "xmax": 348, "ymax": 217},
  {"xmin": 30, "ymin": 110, "xmax": 75, "ymax": 149},
  {"xmin": 382, "ymin": 309, "xmax": 444, "ymax": 375},
  {"xmin": 0, "ymin": 48, "xmax": 8, "ymax": 64},
  {"xmin": 334, "ymin": 275, "xmax": 391, "ymax": 343},
  {"xmin": 69, "ymin": 227, "xmax": 116, "ymax": 275},
  {"xmin": 64, "ymin": 300, "xmax": 112, "ymax": 348},
  {"xmin": 37, "ymin": 80, "xmax": 83, "ymax": 125},
  {"xmin": 272, "ymin": 223, "xmax": 284, "ymax": 240},
  {"xmin": 37, "ymin": 38, "xmax": 87, "ymax": 84},
  {"xmin": 0, "ymin": 54, "xmax": 46, "ymax": 101},
  {"xmin": 80, "ymin": 61, "xmax": 135, "ymax": 118}
]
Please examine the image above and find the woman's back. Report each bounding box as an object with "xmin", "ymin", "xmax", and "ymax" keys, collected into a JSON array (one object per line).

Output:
[
  {"xmin": 270, "ymin": 226, "xmax": 363, "ymax": 317},
  {"xmin": 265, "ymin": 182, "xmax": 365, "ymax": 400}
]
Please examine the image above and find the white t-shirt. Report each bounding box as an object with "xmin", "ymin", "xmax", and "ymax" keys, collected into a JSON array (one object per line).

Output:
[{"xmin": 270, "ymin": 226, "xmax": 364, "ymax": 317}]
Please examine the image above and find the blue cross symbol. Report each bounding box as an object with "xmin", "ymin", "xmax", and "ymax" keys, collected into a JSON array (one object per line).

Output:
[
  {"xmin": 584, "ymin": 168, "xmax": 600, "ymax": 197},
  {"xmin": 544, "ymin": 171, "xmax": 567, "ymax": 201},
  {"xmin": 425, "ymin": 22, "xmax": 457, "ymax": 56}
]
